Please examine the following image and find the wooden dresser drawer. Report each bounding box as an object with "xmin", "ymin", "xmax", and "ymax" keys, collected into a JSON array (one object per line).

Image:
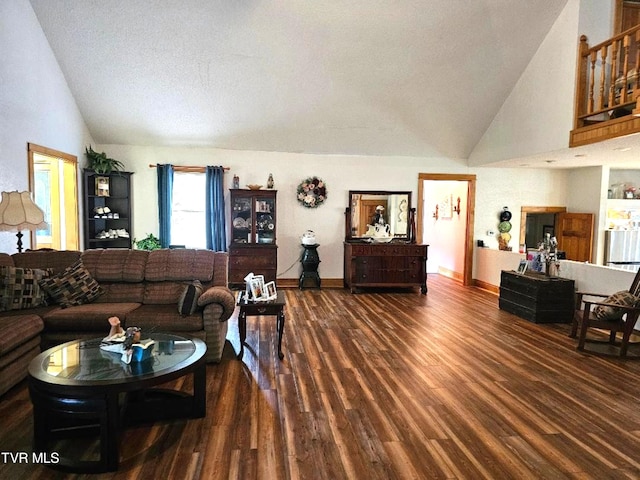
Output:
[{"xmin": 344, "ymin": 242, "xmax": 428, "ymax": 294}]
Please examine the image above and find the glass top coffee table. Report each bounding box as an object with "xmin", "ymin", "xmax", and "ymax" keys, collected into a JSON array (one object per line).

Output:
[{"xmin": 28, "ymin": 333, "xmax": 206, "ymax": 473}]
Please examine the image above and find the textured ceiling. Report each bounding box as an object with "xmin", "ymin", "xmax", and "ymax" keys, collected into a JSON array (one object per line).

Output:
[{"xmin": 29, "ymin": 0, "xmax": 568, "ymax": 159}]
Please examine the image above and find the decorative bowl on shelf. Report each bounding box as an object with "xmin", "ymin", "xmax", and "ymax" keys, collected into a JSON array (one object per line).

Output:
[{"xmin": 247, "ymin": 184, "xmax": 262, "ymax": 190}]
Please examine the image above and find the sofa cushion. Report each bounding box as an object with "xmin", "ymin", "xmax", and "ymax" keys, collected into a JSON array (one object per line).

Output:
[
  {"xmin": 0, "ymin": 253, "xmax": 14, "ymax": 267},
  {"xmin": 0, "ymin": 266, "xmax": 52, "ymax": 311},
  {"xmin": 126, "ymin": 304, "xmax": 204, "ymax": 332},
  {"xmin": 143, "ymin": 282, "xmax": 185, "ymax": 305},
  {"xmin": 41, "ymin": 302, "xmax": 142, "ymax": 331},
  {"xmin": 0, "ymin": 336, "xmax": 41, "ymax": 397},
  {"xmin": 39, "ymin": 259, "xmax": 103, "ymax": 308},
  {"xmin": 0, "ymin": 314, "xmax": 44, "ymax": 355},
  {"xmin": 81, "ymin": 249, "xmax": 148, "ymax": 282},
  {"xmin": 12, "ymin": 250, "xmax": 81, "ymax": 274},
  {"xmin": 145, "ymin": 249, "xmax": 216, "ymax": 282},
  {"xmin": 594, "ymin": 290, "xmax": 640, "ymax": 320},
  {"xmin": 178, "ymin": 281, "xmax": 204, "ymax": 315},
  {"xmin": 94, "ymin": 283, "xmax": 146, "ymax": 304}
]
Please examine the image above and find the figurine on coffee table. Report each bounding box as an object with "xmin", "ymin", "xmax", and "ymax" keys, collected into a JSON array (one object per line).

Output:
[{"xmin": 101, "ymin": 316, "xmax": 142, "ymax": 364}]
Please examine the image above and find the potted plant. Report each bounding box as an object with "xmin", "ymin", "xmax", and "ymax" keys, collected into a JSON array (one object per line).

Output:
[
  {"xmin": 134, "ymin": 233, "xmax": 162, "ymax": 251},
  {"xmin": 85, "ymin": 146, "xmax": 125, "ymax": 174}
]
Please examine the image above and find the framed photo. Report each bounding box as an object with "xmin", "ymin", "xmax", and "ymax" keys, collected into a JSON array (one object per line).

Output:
[
  {"xmin": 439, "ymin": 194, "xmax": 453, "ymax": 219},
  {"xmin": 249, "ymin": 275, "xmax": 265, "ymax": 300},
  {"xmin": 264, "ymin": 281, "xmax": 277, "ymax": 300},
  {"xmin": 516, "ymin": 259, "xmax": 528, "ymax": 275},
  {"xmin": 95, "ymin": 176, "xmax": 110, "ymax": 196}
]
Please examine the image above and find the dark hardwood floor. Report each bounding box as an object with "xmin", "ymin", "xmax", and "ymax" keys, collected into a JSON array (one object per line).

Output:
[{"xmin": 2, "ymin": 275, "xmax": 640, "ymax": 479}]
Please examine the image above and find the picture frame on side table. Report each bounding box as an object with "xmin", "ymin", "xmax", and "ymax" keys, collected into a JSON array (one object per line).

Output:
[
  {"xmin": 249, "ymin": 275, "xmax": 265, "ymax": 300},
  {"xmin": 517, "ymin": 259, "xmax": 528, "ymax": 275},
  {"xmin": 264, "ymin": 281, "xmax": 277, "ymax": 300}
]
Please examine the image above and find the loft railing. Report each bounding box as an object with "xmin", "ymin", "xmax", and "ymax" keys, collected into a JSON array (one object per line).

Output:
[{"xmin": 574, "ymin": 25, "xmax": 640, "ymax": 129}]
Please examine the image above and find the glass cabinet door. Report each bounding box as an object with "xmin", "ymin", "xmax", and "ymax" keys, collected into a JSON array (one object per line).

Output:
[
  {"xmin": 255, "ymin": 196, "xmax": 276, "ymax": 244},
  {"xmin": 231, "ymin": 195, "xmax": 253, "ymax": 244}
]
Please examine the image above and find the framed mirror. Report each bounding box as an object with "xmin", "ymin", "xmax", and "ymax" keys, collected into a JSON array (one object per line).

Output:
[{"xmin": 346, "ymin": 190, "xmax": 412, "ymax": 240}]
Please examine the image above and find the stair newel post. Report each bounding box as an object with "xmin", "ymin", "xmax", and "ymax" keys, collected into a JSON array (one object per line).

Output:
[{"xmin": 574, "ymin": 35, "xmax": 589, "ymax": 129}]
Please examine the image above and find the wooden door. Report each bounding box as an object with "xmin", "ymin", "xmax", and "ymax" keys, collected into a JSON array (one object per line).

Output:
[
  {"xmin": 358, "ymin": 200, "xmax": 388, "ymax": 235},
  {"xmin": 555, "ymin": 213, "xmax": 594, "ymax": 262}
]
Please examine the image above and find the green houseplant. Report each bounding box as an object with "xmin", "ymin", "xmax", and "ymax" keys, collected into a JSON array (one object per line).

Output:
[
  {"xmin": 85, "ymin": 146, "xmax": 125, "ymax": 174},
  {"xmin": 134, "ymin": 233, "xmax": 162, "ymax": 251}
]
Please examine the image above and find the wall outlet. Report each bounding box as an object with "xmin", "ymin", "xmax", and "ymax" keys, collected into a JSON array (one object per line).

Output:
[{"xmin": 486, "ymin": 230, "xmax": 495, "ymax": 236}]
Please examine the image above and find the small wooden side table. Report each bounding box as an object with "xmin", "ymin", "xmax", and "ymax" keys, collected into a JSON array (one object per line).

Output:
[{"xmin": 236, "ymin": 291, "xmax": 285, "ymax": 360}]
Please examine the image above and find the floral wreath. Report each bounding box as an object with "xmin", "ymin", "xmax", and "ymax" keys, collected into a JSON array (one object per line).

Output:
[{"xmin": 297, "ymin": 176, "xmax": 327, "ymax": 208}]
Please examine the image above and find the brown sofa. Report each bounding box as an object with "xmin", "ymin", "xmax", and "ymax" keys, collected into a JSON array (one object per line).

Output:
[{"xmin": 0, "ymin": 248, "xmax": 237, "ymax": 397}]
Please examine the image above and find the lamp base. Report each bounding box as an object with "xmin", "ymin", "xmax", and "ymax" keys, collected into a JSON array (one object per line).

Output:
[{"xmin": 16, "ymin": 231, "xmax": 23, "ymax": 253}]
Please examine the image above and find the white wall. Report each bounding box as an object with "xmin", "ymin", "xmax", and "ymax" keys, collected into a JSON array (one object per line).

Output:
[
  {"xmin": 468, "ymin": 0, "xmax": 615, "ymax": 167},
  {"xmin": 468, "ymin": 0, "xmax": 581, "ymax": 166},
  {"xmin": 422, "ymin": 180, "xmax": 468, "ymax": 276},
  {"xmin": 566, "ymin": 166, "xmax": 607, "ymax": 263},
  {"xmin": 0, "ymin": 0, "xmax": 93, "ymax": 253},
  {"xmin": 94, "ymin": 144, "xmax": 569, "ymax": 281}
]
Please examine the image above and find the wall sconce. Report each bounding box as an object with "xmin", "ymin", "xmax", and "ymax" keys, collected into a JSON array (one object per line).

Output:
[
  {"xmin": 453, "ymin": 197, "xmax": 461, "ymax": 216},
  {"xmin": 432, "ymin": 204, "xmax": 439, "ymax": 220}
]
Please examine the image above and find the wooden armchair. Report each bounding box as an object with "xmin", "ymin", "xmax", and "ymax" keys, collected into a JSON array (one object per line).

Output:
[{"xmin": 570, "ymin": 269, "xmax": 640, "ymax": 357}]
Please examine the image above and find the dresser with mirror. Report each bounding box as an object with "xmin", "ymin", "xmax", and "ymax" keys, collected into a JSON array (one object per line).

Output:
[{"xmin": 344, "ymin": 190, "xmax": 428, "ymax": 294}]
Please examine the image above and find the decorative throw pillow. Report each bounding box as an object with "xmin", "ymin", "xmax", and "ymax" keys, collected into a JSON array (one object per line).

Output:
[
  {"xmin": 0, "ymin": 266, "xmax": 52, "ymax": 311},
  {"xmin": 593, "ymin": 290, "xmax": 640, "ymax": 321},
  {"xmin": 39, "ymin": 259, "xmax": 103, "ymax": 308},
  {"xmin": 178, "ymin": 280, "xmax": 204, "ymax": 315}
]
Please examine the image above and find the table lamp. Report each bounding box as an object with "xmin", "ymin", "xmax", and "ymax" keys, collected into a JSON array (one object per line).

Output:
[{"xmin": 0, "ymin": 191, "xmax": 48, "ymax": 253}]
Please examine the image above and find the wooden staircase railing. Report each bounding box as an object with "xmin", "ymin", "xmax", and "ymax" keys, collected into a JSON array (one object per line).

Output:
[{"xmin": 571, "ymin": 25, "xmax": 640, "ymax": 147}]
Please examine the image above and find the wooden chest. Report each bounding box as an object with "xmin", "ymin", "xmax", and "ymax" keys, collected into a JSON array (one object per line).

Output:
[{"xmin": 499, "ymin": 270, "xmax": 575, "ymax": 323}]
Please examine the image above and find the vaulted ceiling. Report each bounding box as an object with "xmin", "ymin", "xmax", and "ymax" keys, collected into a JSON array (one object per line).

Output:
[{"xmin": 29, "ymin": 0, "xmax": 568, "ymax": 159}]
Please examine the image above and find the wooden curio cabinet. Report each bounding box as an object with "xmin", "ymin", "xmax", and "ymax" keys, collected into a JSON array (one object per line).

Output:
[
  {"xmin": 228, "ymin": 189, "xmax": 277, "ymax": 288},
  {"xmin": 83, "ymin": 169, "xmax": 133, "ymax": 249}
]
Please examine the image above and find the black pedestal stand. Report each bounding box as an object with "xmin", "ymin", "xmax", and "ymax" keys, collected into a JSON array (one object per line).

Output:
[{"xmin": 299, "ymin": 244, "xmax": 321, "ymax": 289}]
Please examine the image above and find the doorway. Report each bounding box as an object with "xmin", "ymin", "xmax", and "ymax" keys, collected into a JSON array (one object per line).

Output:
[
  {"xmin": 27, "ymin": 143, "xmax": 79, "ymax": 251},
  {"xmin": 417, "ymin": 173, "xmax": 476, "ymax": 286}
]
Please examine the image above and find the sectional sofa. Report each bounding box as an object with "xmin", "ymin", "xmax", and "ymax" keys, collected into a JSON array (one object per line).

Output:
[{"xmin": 0, "ymin": 248, "xmax": 237, "ymax": 397}]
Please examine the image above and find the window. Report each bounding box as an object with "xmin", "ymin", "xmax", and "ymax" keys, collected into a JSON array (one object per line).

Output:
[
  {"xmin": 28, "ymin": 143, "xmax": 79, "ymax": 250},
  {"xmin": 171, "ymin": 172, "xmax": 206, "ymax": 248}
]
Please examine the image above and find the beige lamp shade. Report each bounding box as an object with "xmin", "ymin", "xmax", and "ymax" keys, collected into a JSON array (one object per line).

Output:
[{"xmin": 0, "ymin": 191, "xmax": 48, "ymax": 231}]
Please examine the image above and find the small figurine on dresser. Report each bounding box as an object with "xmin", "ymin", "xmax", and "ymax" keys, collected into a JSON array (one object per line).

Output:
[
  {"xmin": 267, "ymin": 173, "xmax": 274, "ymax": 189},
  {"xmin": 371, "ymin": 205, "xmax": 386, "ymax": 225}
]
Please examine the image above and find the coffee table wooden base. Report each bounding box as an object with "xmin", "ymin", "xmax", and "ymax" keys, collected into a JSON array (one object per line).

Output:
[{"xmin": 28, "ymin": 334, "xmax": 206, "ymax": 473}]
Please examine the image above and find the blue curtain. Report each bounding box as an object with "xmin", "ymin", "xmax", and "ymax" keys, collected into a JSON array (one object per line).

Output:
[
  {"xmin": 206, "ymin": 166, "xmax": 227, "ymax": 251},
  {"xmin": 156, "ymin": 164, "xmax": 174, "ymax": 248}
]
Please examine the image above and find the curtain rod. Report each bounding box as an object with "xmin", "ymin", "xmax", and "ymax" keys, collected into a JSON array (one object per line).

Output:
[{"xmin": 148, "ymin": 164, "xmax": 230, "ymax": 172}]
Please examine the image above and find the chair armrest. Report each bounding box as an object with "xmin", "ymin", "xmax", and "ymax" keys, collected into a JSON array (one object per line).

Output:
[
  {"xmin": 576, "ymin": 292, "xmax": 609, "ymax": 298},
  {"xmin": 583, "ymin": 299, "xmax": 640, "ymax": 313},
  {"xmin": 198, "ymin": 286, "xmax": 236, "ymax": 322},
  {"xmin": 576, "ymin": 291, "xmax": 611, "ymax": 308}
]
